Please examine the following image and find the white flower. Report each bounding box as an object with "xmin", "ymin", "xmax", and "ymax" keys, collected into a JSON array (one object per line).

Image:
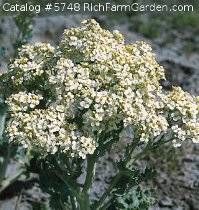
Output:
[{"xmin": 0, "ymin": 19, "xmax": 198, "ymax": 159}]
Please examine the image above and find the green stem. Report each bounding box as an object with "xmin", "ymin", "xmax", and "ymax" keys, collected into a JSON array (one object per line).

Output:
[
  {"xmin": 126, "ymin": 141, "xmax": 153, "ymax": 170},
  {"xmin": 54, "ymin": 170, "xmax": 81, "ymax": 203},
  {"xmin": 133, "ymin": 137, "xmax": 171, "ymax": 163},
  {"xmin": 69, "ymin": 194, "xmax": 78, "ymax": 210},
  {"xmin": 65, "ymin": 159, "xmax": 73, "ymax": 175},
  {"xmin": 95, "ymin": 123, "xmax": 123, "ymax": 158},
  {"xmin": 82, "ymin": 156, "xmax": 96, "ymax": 194},
  {"xmin": 124, "ymin": 137, "xmax": 140, "ymax": 164},
  {"xmin": 59, "ymin": 198, "xmax": 66, "ymax": 210},
  {"xmin": 0, "ymin": 146, "xmax": 10, "ymax": 186},
  {"xmin": 79, "ymin": 193, "xmax": 90, "ymax": 210},
  {"xmin": 133, "ymin": 141, "xmax": 152, "ymax": 162},
  {"xmin": 93, "ymin": 173, "xmax": 121, "ymax": 210},
  {"xmin": 0, "ymin": 158, "xmax": 8, "ymax": 185},
  {"xmin": 99, "ymin": 198, "xmax": 114, "ymax": 210},
  {"xmin": 0, "ymin": 170, "xmax": 23, "ymax": 194},
  {"xmin": 79, "ymin": 156, "xmax": 96, "ymax": 210}
]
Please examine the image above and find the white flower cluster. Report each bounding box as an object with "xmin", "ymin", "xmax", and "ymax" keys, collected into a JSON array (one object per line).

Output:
[
  {"xmin": 6, "ymin": 107, "xmax": 96, "ymax": 158},
  {"xmin": 0, "ymin": 19, "xmax": 198, "ymax": 158},
  {"xmin": 164, "ymin": 87, "xmax": 199, "ymax": 145},
  {"xmin": 5, "ymin": 92, "xmax": 43, "ymax": 112}
]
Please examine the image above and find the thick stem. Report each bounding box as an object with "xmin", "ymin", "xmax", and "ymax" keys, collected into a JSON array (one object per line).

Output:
[
  {"xmin": 79, "ymin": 193, "xmax": 90, "ymax": 210},
  {"xmin": 80, "ymin": 156, "xmax": 96, "ymax": 210},
  {"xmin": 82, "ymin": 156, "xmax": 96, "ymax": 194}
]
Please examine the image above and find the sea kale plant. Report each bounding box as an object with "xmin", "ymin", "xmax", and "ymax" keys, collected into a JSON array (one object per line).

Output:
[{"xmin": 0, "ymin": 19, "xmax": 198, "ymax": 209}]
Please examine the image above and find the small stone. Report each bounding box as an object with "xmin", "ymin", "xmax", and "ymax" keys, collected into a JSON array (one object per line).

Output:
[
  {"xmin": 159, "ymin": 196, "xmax": 173, "ymax": 207},
  {"xmin": 175, "ymin": 206, "xmax": 183, "ymax": 210}
]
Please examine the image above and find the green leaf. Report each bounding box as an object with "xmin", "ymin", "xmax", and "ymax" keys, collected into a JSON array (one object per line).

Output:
[
  {"xmin": 110, "ymin": 186, "xmax": 157, "ymax": 210},
  {"xmin": 113, "ymin": 160, "xmax": 155, "ymax": 199},
  {"xmin": 28, "ymin": 155, "xmax": 70, "ymax": 206},
  {"xmin": 49, "ymin": 195, "xmax": 67, "ymax": 210},
  {"xmin": 31, "ymin": 201, "xmax": 49, "ymax": 210}
]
